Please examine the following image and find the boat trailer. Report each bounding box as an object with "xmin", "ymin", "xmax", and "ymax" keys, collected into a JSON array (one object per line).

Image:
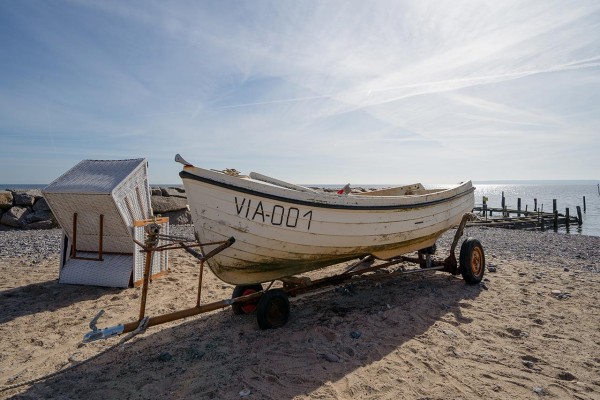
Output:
[{"xmin": 83, "ymin": 213, "xmax": 484, "ymax": 342}]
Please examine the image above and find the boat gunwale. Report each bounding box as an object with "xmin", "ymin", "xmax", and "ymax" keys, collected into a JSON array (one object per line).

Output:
[{"xmin": 180, "ymin": 170, "xmax": 475, "ymax": 211}]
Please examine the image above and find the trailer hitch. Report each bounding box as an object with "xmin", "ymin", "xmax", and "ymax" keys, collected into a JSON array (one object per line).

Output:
[
  {"xmin": 82, "ymin": 310, "xmax": 124, "ymax": 343},
  {"xmin": 81, "ymin": 235, "xmax": 235, "ymax": 344}
]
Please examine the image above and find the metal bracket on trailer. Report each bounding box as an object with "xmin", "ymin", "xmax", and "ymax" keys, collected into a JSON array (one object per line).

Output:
[
  {"xmin": 441, "ymin": 212, "xmax": 479, "ymax": 275},
  {"xmin": 82, "ymin": 221, "xmax": 236, "ymax": 343}
]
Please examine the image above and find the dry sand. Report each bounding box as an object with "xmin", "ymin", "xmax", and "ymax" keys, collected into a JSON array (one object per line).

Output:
[{"xmin": 1, "ymin": 227, "xmax": 599, "ymax": 399}]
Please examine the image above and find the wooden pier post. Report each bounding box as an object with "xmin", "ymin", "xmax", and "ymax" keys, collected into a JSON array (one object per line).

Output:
[
  {"xmin": 553, "ymin": 199, "xmax": 557, "ymax": 213},
  {"xmin": 71, "ymin": 213, "xmax": 78, "ymax": 258},
  {"xmin": 577, "ymin": 206, "xmax": 582, "ymax": 225},
  {"xmin": 517, "ymin": 198, "xmax": 521, "ymax": 217},
  {"xmin": 583, "ymin": 196, "xmax": 586, "ymax": 213},
  {"xmin": 553, "ymin": 210, "xmax": 558, "ymax": 230},
  {"xmin": 565, "ymin": 208, "xmax": 570, "ymax": 228},
  {"xmin": 482, "ymin": 196, "xmax": 488, "ymax": 219},
  {"xmin": 534, "ymin": 198, "xmax": 537, "ymax": 211},
  {"xmin": 526, "ymin": 205, "xmax": 528, "ymax": 212},
  {"xmin": 501, "ymin": 192, "xmax": 505, "ymax": 210},
  {"xmin": 540, "ymin": 213, "xmax": 545, "ymax": 231}
]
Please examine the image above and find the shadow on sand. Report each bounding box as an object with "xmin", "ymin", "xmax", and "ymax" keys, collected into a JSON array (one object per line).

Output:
[
  {"xmin": 12, "ymin": 271, "xmax": 482, "ymax": 399},
  {"xmin": 0, "ymin": 280, "xmax": 122, "ymax": 324}
]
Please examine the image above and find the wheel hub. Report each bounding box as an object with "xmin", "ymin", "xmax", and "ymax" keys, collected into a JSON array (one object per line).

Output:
[{"xmin": 471, "ymin": 247, "xmax": 483, "ymax": 275}]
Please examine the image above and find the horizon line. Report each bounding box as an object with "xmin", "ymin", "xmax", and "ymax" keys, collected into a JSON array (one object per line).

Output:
[{"xmin": 2, "ymin": 179, "xmax": 599, "ymax": 188}]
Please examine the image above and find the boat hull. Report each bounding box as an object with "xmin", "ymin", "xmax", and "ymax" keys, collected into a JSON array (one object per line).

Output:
[{"xmin": 180, "ymin": 168, "xmax": 474, "ymax": 285}]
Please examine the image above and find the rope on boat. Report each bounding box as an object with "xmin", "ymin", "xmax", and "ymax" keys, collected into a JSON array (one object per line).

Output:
[{"xmin": 0, "ymin": 317, "xmax": 150, "ymax": 395}]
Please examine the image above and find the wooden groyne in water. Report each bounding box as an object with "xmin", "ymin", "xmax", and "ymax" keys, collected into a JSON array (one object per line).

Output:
[{"xmin": 468, "ymin": 193, "xmax": 585, "ymax": 232}]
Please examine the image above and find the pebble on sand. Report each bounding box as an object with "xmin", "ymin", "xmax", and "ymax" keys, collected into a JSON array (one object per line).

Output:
[
  {"xmin": 533, "ymin": 386, "xmax": 545, "ymax": 395},
  {"xmin": 443, "ymin": 329, "xmax": 457, "ymax": 338}
]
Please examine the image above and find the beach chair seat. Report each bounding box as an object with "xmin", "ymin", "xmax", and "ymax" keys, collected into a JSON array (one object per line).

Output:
[{"xmin": 43, "ymin": 159, "xmax": 169, "ymax": 288}]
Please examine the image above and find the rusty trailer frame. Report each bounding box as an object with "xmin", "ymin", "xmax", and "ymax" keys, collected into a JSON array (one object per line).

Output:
[{"xmin": 83, "ymin": 214, "xmax": 483, "ymax": 342}]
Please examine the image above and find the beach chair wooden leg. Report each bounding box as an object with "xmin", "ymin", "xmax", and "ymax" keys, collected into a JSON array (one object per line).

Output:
[
  {"xmin": 71, "ymin": 213, "xmax": 77, "ymax": 258},
  {"xmin": 98, "ymin": 214, "xmax": 104, "ymax": 261}
]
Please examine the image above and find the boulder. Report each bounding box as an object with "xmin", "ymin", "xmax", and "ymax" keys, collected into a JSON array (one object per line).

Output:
[
  {"xmin": 151, "ymin": 188, "xmax": 163, "ymax": 196},
  {"xmin": 33, "ymin": 197, "xmax": 51, "ymax": 212},
  {"xmin": 0, "ymin": 191, "xmax": 13, "ymax": 209},
  {"xmin": 0, "ymin": 190, "xmax": 13, "ymax": 210},
  {"xmin": 12, "ymin": 190, "xmax": 42, "ymax": 206},
  {"xmin": 163, "ymin": 209, "xmax": 192, "ymax": 225},
  {"xmin": 25, "ymin": 210, "xmax": 54, "ymax": 224},
  {"xmin": 151, "ymin": 196, "xmax": 188, "ymax": 214},
  {"xmin": 23, "ymin": 220, "xmax": 56, "ymax": 230},
  {"xmin": 160, "ymin": 187, "xmax": 187, "ymax": 198},
  {"xmin": 0, "ymin": 206, "xmax": 31, "ymax": 228}
]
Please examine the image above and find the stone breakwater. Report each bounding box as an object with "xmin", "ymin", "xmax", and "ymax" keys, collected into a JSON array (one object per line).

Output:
[
  {"xmin": 0, "ymin": 189, "xmax": 56, "ymax": 230},
  {"xmin": 149, "ymin": 186, "xmax": 193, "ymax": 224},
  {"xmin": 0, "ymin": 187, "xmax": 193, "ymax": 231}
]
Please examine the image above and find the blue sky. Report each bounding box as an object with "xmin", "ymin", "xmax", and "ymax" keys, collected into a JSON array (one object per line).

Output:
[{"xmin": 1, "ymin": 1, "xmax": 599, "ymax": 184}]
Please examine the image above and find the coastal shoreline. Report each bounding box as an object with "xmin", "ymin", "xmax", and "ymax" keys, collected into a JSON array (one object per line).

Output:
[{"xmin": 1, "ymin": 226, "xmax": 599, "ymax": 399}]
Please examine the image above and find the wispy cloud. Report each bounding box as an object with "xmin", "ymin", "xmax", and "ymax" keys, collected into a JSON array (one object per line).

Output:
[{"xmin": 1, "ymin": 0, "xmax": 599, "ymax": 183}]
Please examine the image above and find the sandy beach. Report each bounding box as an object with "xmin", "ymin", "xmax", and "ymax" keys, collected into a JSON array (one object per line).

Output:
[{"xmin": 1, "ymin": 226, "xmax": 599, "ymax": 399}]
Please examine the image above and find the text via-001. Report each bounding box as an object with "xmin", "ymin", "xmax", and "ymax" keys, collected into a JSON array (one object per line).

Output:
[{"xmin": 234, "ymin": 197, "xmax": 313, "ymax": 230}]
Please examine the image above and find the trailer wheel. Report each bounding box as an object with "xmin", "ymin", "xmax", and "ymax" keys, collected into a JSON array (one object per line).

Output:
[
  {"xmin": 459, "ymin": 238, "xmax": 485, "ymax": 284},
  {"xmin": 231, "ymin": 284, "xmax": 263, "ymax": 315},
  {"xmin": 256, "ymin": 289, "xmax": 290, "ymax": 330}
]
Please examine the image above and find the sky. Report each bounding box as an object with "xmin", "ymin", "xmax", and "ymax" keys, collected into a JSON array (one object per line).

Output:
[{"xmin": 1, "ymin": 0, "xmax": 599, "ymax": 185}]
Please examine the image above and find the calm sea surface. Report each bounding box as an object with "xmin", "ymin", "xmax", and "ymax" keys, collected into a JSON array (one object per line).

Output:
[{"xmin": 3, "ymin": 181, "xmax": 599, "ymax": 237}]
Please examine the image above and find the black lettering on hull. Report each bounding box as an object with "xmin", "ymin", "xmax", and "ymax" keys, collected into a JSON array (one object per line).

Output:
[
  {"xmin": 234, "ymin": 197, "xmax": 314, "ymax": 231},
  {"xmin": 252, "ymin": 201, "xmax": 265, "ymax": 222}
]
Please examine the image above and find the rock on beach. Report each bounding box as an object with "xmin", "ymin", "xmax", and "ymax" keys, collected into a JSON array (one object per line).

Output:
[
  {"xmin": 0, "ymin": 190, "xmax": 13, "ymax": 209},
  {"xmin": 0, "ymin": 189, "xmax": 56, "ymax": 231}
]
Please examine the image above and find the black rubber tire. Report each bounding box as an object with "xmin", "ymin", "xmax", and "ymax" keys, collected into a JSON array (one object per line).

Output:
[
  {"xmin": 256, "ymin": 289, "xmax": 290, "ymax": 330},
  {"xmin": 459, "ymin": 237, "xmax": 485, "ymax": 284},
  {"xmin": 231, "ymin": 284, "xmax": 263, "ymax": 315}
]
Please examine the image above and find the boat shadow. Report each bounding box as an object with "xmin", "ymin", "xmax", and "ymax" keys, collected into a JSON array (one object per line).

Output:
[
  {"xmin": 13, "ymin": 272, "xmax": 483, "ymax": 399},
  {"xmin": 0, "ymin": 280, "xmax": 122, "ymax": 324}
]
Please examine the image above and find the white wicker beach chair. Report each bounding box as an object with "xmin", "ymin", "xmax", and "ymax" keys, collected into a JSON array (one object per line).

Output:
[{"xmin": 43, "ymin": 159, "xmax": 169, "ymax": 288}]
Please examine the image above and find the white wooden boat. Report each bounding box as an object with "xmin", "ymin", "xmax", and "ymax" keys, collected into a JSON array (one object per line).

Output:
[{"xmin": 177, "ymin": 155, "xmax": 475, "ymax": 285}]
